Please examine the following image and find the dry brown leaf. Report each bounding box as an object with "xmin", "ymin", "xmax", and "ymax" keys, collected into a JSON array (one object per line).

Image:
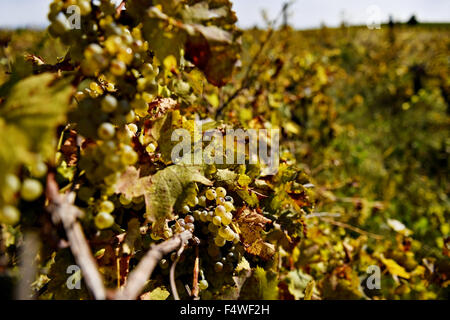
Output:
[
  {"xmin": 60, "ymin": 130, "xmax": 78, "ymax": 166},
  {"xmin": 148, "ymin": 97, "xmax": 178, "ymax": 121},
  {"xmin": 236, "ymin": 207, "xmax": 275, "ymax": 260}
]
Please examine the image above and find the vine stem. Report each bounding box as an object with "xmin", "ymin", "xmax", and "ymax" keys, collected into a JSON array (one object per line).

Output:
[
  {"xmin": 192, "ymin": 246, "xmax": 200, "ymax": 299},
  {"xmin": 114, "ymin": 230, "xmax": 192, "ymax": 300},
  {"xmin": 116, "ymin": 0, "xmax": 126, "ymax": 15},
  {"xmin": 317, "ymin": 217, "xmax": 383, "ymax": 240},
  {"xmin": 47, "ymin": 173, "xmax": 194, "ymax": 300},
  {"xmin": 170, "ymin": 243, "xmax": 186, "ymax": 300},
  {"xmin": 46, "ymin": 173, "xmax": 107, "ymax": 300}
]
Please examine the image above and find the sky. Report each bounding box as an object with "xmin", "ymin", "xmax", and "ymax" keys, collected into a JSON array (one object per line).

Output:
[{"xmin": 0, "ymin": 0, "xmax": 449, "ymax": 29}]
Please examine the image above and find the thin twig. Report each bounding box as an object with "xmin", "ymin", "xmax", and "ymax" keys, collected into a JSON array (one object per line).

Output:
[
  {"xmin": 305, "ymin": 212, "xmax": 342, "ymax": 218},
  {"xmin": 46, "ymin": 173, "xmax": 107, "ymax": 300},
  {"xmin": 116, "ymin": 0, "xmax": 126, "ymax": 15},
  {"xmin": 192, "ymin": 246, "xmax": 200, "ymax": 299},
  {"xmin": 114, "ymin": 230, "xmax": 192, "ymax": 300},
  {"xmin": 25, "ymin": 54, "xmax": 75, "ymax": 74},
  {"xmin": 170, "ymin": 243, "xmax": 185, "ymax": 300},
  {"xmin": 317, "ymin": 216, "xmax": 383, "ymax": 240}
]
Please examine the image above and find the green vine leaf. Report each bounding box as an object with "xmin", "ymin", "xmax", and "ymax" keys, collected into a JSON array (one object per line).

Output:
[
  {"xmin": 145, "ymin": 165, "xmax": 212, "ymax": 235},
  {"xmin": 0, "ymin": 73, "xmax": 74, "ymax": 159},
  {"xmin": 285, "ymin": 270, "xmax": 314, "ymax": 300},
  {"xmin": 215, "ymin": 169, "xmax": 259, "ymax": 206},
  {"xmin": 140, "ymin": 287, "xmax": 171, "ymax": 300},
  {"xmin": 240, "ymin": 266, "xmax": 279, "ymax": 300}
]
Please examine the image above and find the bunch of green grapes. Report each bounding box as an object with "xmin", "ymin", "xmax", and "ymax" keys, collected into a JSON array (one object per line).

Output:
[
  {"xmin": 0, "ymin": 136, "xmax": 51, "ymax": 225},
  {"xmin": 0, "ymin": 169, "xmax": 45, "ymax": 225},
  {"xmin": 162, "ymin": 186, "xmax": 244, "ymax": 294},
  {"xmin": 46, "ymin": 0, "xmax": 178, "ymax": 230}
]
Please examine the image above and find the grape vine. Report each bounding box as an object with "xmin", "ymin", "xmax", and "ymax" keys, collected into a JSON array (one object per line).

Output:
[{"xmin": 0, "ymin": 0, "xmax": 448, "ymax": 301}]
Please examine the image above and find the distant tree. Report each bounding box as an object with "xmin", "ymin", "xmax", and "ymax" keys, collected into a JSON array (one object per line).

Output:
[{"xmin": 407, "ymin": 15, "xmax": 418, "ymax": 25}]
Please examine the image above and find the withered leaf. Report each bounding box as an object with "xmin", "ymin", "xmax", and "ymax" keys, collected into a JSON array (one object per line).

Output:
[
  {"xmin": 148, "ymin": 97, "xmax": 178, "ymax": 121},
  {"xmin": 60, "ymin": 130, "xmax": 78, "ymax": 166},
  {"xmin": 115, "ymin": 166, "xmax": 152, "ymax": 199},
  {"xmin": 236, "ymin": 207, "xmax": 275, "ymax": 260}
]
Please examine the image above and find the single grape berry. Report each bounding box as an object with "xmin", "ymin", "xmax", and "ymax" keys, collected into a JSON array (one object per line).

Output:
[
  {"xmin": 125, "ymin": 110, "xmax": 136, "ymax": 123},
  {"xmin": 224, "ymin": 229, "xmax": 236, "ymax": 242},
  {"xmin": 224, "ymin": 201, "xmax": 234, "ymax": 212},
  {"xmin": 221, "ymin": 211, "xmax": 233, "ymax": 225},
  {"xmin": 212, "ymin": 215, "xmax": 222, "ymax": 226},
  {"xmin": 146, "ymin": 143, "xmax": 156, "ymax": 153},
  {"xmin": 101, "ymin": 95, "xmax": 118, "ymax": 112},
  {"xmin": 119, "ymin": 194, "xmax": 132, "ymax": 205},
  {"xmin": 0, "ymin": 205, "xmax": 20, "ymax": 225},
  {"xmin": 78, "ymin": 0, "xmax": 92, "ymax": 15},
  {"xmin": 30, "ymin": 161, "xmax": 47, "ymax": 178},
  {"xmin": 99, "ymin": 200, "xmax": 114, "ymax": 213},
  {"xmin": 218, "ymin": 226, "xmax": 233, "ymax": 240},
  {"xmin": 216, "ymin": 187, "xmax": 226, "ymax": 198},
  {"xmin": 177, "ymin": 219, "xmax": 186, "ymax": 227},
  {"xmin": 200, "ymin": 210, "xmax": 209, "ymax": 222},
  {"xmin": 214, "ymin": 235, "xmax": 226, "ymax": 247},
  {"xmin": 214, "ymin": 261, "xmax": 224, "ymax": 272},
  {"xmin": 182, "ymin": 205, "xmax": 190, "ymax": 214},
  {"xmin": 110, "ymin": 59, "xmax": 126, "ymax": 76},
  {"xmin": 224, "ymin": 195, "xmax": 233, "ymax": 203},
  {"xmin": 185, "ymin": 215, "xmax": 195, "ymax": 224},
  {"xmin": 159, "ymin": 259, "xmax": 169, "ymax": 269},
  {"xmin": 105, "ymin": 154, "xmax": 120, "ymax": 170},
  {"xmin": 98, "ymin": 122, "xmax": 115, "ymax": 140},
  {"xmin": 216, "ymin": 197, "xmax": 226, "ymax": 205},
  {"xmin": 215, "ymin": 205, "xmax": 226, "ymax": 218},
  {"xmin": 84, "ymin": 43, "xmax": 103, "ymax": 59},
  {"xmin": 192, "ymin": 210, "xmax": 201, "ymax": 220},
  {"xmin": 205, "ymin": 189, "xmax": 216, "ymax": 200},
  {"xmin": 95, "ymin": 211, "xmax": 114, "ymax": 230},
  {"xmin": 142, "ymin": 63, "xmax": 155, "ymax": 76},
  {"xmin": 198, "ymin": 196, "xmax": 207, "ymax": 207},
  {"xmin": 21, "ymin": 178, "xmax": 43, "ymax": 202},
  {"xmin": 89, "ymin": 81, "xmax": 103, "ymax": 94},
  {"xmin": 5, "ymin": 174, "xmax": 20, "ymax": 193},
  {"xmin": 199, "ymin": 279, "xmax": 209, "ymax": 290},
  {"xmin": 127, "ymin": 124, "xmax": 138, "ymax": 134},
  {"xmin": 121, "ymin": 145, "xmax": 138, "ymax": 165}
]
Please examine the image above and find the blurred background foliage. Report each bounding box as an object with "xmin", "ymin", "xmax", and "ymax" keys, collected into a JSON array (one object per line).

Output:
[{"xmin": 213, "ymin": 23, "xmax": 449, "ymax": 299}]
